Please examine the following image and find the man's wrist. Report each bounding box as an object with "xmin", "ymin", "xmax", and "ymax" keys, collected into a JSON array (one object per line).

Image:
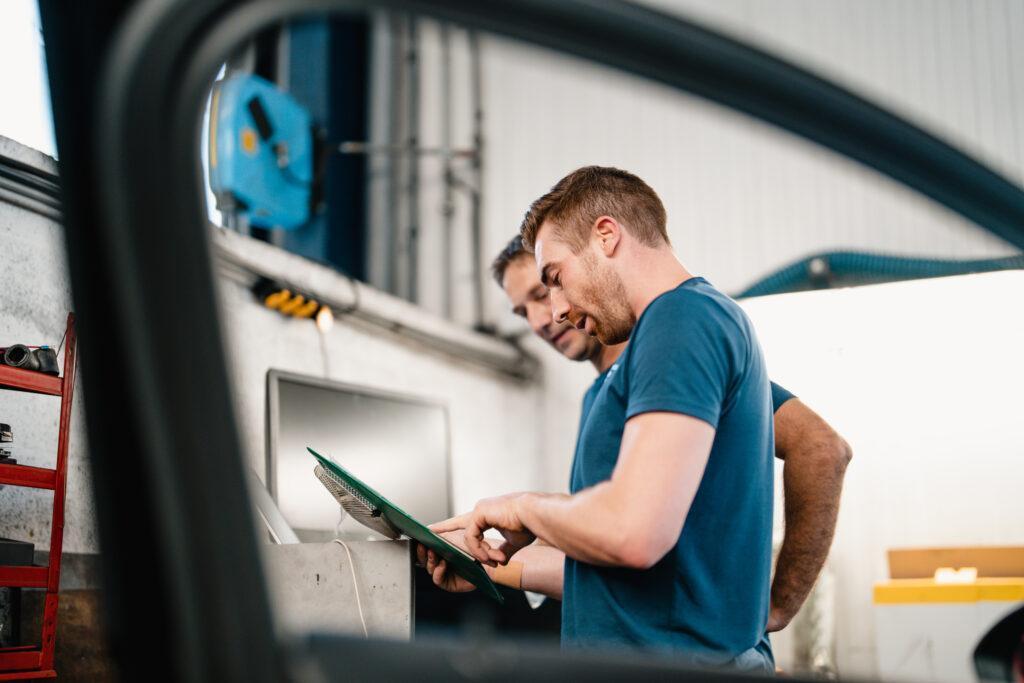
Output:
[
  {"xmin": 766, "ymin": 602, "xmax": 795, "ymax": 632},
  {"xmin": 492, "ymin": 560, "xmax": 525, "ymax": 589},
  {"xmin": 514, "ymin": 491, "xmax": 540, "ymax": 530}
]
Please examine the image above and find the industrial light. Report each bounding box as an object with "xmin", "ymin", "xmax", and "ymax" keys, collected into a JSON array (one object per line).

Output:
[
  {"xmin": 252, "ymin": 277, "xmax": 333, "ymax": 331},
  {"xmin": 315, "ymin": 305, "xmax": 334, "ymax": 333}
]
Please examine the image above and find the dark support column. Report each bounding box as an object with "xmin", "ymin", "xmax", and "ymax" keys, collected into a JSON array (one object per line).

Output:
[
  {"xmin": 283, "ymin": 18, "xmax": 369, "ymax": 280},
  {"xmin": 281, "ymin": 20, "xmax": 330, "ymax": 261},
  {"xmin": 327, "ymin": 17, "xmax": 370, "ymax": 281}
]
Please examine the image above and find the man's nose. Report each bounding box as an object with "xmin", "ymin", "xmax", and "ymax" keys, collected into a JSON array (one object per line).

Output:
[
  {"xmin": 550, "ymin": 289, "xmax": 570, "ymax": 325},
  {"xmin": 525, "ymin": 301, "xmax": 552, "ymax": 335}
]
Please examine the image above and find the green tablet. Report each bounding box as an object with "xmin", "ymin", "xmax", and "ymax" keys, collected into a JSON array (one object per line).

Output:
[{"xmin": 307, "ymin": 447, "xmax": 504, "ymax": 604}]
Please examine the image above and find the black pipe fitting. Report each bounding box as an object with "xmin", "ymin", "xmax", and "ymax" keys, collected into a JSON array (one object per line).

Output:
[{"xmin": 2, "ymin": 346, "xmax": 59, "ymax": 375}]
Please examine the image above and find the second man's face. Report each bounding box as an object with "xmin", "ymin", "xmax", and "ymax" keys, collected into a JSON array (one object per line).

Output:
[{"xmin": 502, "ymin": 255, "xmax": 600, "ymax": 362}]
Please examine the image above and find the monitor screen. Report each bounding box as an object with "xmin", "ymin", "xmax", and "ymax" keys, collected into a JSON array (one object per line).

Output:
[{"xmin": 267, "ymin": 370, "xmax": 451, "ymax": 541}]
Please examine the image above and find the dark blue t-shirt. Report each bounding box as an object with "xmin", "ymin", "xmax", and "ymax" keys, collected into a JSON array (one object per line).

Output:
[
  {"xmin": 770, "ymin": 382, "xmax": 795, "ymax": 413},
  {"xmin": 563, "ymin": 277, "xmax": 775, "ymax": 671}
]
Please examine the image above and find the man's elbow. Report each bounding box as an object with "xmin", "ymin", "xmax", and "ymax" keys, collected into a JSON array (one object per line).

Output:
[
  {"xmin": 839, "ymin": 436, "xmax": 853, "ymax": 466},
  {"xmin": 822, "ymin": 431, "xmax": 853, "ymax": 473},
  {"xmin": 787, "ymin": 429, "xmax": 851, "ymax": 477},
  {"xmin": 610, "ymin": 531, "xmax": 675, "ymax": 570},
  {"xmin": 832, "ymin": 433, "xmax": 853, "ymax": 468}
]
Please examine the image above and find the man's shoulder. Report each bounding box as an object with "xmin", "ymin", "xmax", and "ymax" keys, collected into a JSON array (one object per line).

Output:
[{"xmin": 640, "ymin": 279, "xmax": 746, "ymax": 336}]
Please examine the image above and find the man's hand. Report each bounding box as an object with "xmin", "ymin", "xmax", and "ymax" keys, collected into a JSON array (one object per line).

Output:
[
  {"xmin": 415, "ymin": 529, "xmax": 478, "ymax": 593},
  {"xmin": 419, "ymin": 525, "xmax": 568, "ymax": 599},
  {"xmin": 431, "ymin": 493, "xmax": 536, "ymax": 566}
]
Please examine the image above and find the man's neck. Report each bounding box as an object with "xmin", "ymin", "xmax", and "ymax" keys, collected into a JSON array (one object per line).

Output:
[
  {"xmin": 625, "ymin": 249, "xmax": 694, "ymax": 320},
  {"xmin": 591, "ymin": 342, "xmax": 625, "ymax": 374}
]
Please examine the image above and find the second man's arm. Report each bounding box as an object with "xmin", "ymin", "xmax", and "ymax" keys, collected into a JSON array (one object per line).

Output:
[
  {"xmin": 768, "ymin": 398, "xmax": 852, "ymax": 631},
  {"xmin": 419, "ymin": 533, "xmax": 566, "ymax": 600}
]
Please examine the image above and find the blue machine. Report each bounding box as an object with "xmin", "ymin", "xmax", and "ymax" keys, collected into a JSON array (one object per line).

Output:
[{"xmin": 208, "ymin": 74, "xmax": 314, "ymax": 230}]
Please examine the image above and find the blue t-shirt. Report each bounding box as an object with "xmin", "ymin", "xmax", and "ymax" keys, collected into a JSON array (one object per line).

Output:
[
  {"xmin": 770, "ymin": 382, "xmax": 795, "ymax": 412},
  {"xmin": 563, "ymin": 277, "xmax": 775, "ymax": 671}
]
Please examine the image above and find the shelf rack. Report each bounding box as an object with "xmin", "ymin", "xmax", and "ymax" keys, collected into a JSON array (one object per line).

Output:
[{"xmin": 0, "ymin": 313, "xmax": 76, "ymax": 681}]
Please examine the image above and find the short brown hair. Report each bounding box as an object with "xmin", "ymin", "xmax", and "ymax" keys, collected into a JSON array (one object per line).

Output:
[
  {"xmin": 491, "ymin": 234, "xmax": 530, "ymax": 286},
  {"xmin": 520, "ymin": 166, "xmax": 669, "ymax": 252}
]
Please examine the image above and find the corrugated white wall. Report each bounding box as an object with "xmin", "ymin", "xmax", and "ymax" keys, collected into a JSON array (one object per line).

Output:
[
  {"xmin": 481, "ymin": 0, "xmax": 1022, "ymax": 311},
  {"xmin": 456, "ymin": 3, "xmax": 1024, "ymax": 676},
  {"xmin": 463, "ymin": 0, "xmax": 1024, "ymax": 502},
  {"xmin": 653, "ymin": 0, "xmax": 1024, "ymax": 183}
]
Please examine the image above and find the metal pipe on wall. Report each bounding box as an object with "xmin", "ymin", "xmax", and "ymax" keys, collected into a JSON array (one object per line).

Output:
[
  {"xmin": 440, "ymin": 22, "xmax": 455, "ymax": 320},
  {"xmin": 405, "ymin": 15, "xmax": 421, "ymax": 304},
  {"xmin": 364, "ymin": 11, "xmax": 396, "ymax": 295},
  {"xmin": 384, "ymin": 11, "xmax": 403, "ymax": 297},
  {"xmin": 351, "ymin": 19, "xmax": 486, "ymax": 326},
  {"xmin": 468, "ymin": 30, "xmax": 486, "ymax": 331},
  {"xmin": 212, "ymin": 227, "xmax": 537, "ymax": 379}
]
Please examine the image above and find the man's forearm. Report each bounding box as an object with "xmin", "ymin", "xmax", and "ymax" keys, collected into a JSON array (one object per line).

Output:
[
  {"xmin": 517, "ymin": 486, "xmax": 652, "ymax": 568},
  {"xmin": 455, "ymin": 413, "xmax": 709, "ymax": 572},
  {"xmin": 771, "ymin": 432, "xmax": 851, "ymax": 627},
  {"xmin": 484, "ymin": 543, "xmax": 565, "ymax": 600}
]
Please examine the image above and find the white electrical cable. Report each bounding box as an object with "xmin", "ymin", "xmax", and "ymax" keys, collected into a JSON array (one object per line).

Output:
[
  {"xmin": 332, "ymin": 539, "xmax": 369, "ymax": 639},
  {"xmin": 317, "ymin": 322, "xmax": 330, "ymax": 378}
]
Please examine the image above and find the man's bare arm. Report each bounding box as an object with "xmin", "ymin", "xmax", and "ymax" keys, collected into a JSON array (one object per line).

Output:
[
  {"xmin": 495, "ymin": 535, "xmax": 564, "ymax": 598},
  {"xmin": 499, "ymin": 543, "xmax": 565, "ymax": 599},
  {"xmin": 419, "ymin": 534, "xmax": 566, "ymax": 600},
  {"xmin": 769, "ymin": 398, "xmax": 852, "ymax": 631},
  {"xmin": 460, "ymin": 411, "xmax": 714, "ymax": 569},
  {"xmin": 426, "ymin": 412, "xmax": 713, "ymax": 595}
]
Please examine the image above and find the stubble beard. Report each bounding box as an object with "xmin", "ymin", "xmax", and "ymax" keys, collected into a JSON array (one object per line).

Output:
[{"xmin": 580, "ymin": 251, "xmax": 636, "ymax": 346}]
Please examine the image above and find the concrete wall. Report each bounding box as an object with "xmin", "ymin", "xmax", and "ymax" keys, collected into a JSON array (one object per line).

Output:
[
  {"xmin": 263, "ymin": 541, "xmax": 414, "ymax": 640},
  {"xmin": 215, "ymin": 235, "xmax": 548, "ymax": 516},
  {"xmin": 0, "ymin": 135, "xmax": 550, "ymax": 559},
  {"xmin": 0, "ymin": 140, "xmax": 96, "ymax": 555}
]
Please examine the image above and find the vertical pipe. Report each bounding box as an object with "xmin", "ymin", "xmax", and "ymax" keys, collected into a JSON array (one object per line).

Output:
[
  {"xmin": 406, "ymin": 16, "xmax": 421, "ymax": 304},
  {"xmin": 468, "ymin": 30, "xmax": 486, "ymax": 330},
  {"xmin": 440, "ymin": 23, "xmax": 454, "ymax": 319},
  {"xmin": 365, "ymin": 11, "xmax": 398, "ymax": 294},
  {"xmin": 270, "ymin": 27, "xmax": 290, "ymax": 248},
  {"xmin": 385, "ymin": 13, "xmax": 403, "ymax": 296}
]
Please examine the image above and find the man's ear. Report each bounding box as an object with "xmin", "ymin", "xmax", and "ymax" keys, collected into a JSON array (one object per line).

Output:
[{"xmin": 593, "ymin": 216, "xmax": 621, "ymax": 257}]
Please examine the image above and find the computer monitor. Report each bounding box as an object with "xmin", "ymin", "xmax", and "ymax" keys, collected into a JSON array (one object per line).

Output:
[{"xmin": 266, "ymin": 370, "xmax": 451, "ymax": 541}]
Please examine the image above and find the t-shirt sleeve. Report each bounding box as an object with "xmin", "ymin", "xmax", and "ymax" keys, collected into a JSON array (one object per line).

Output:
[
  {"xmin": 770, "ymin": 381, "xmax": 796, "ymax": 413},
  {"xmin": 625, "ymin": 295, "xmax": 740, "ymax": 429}
]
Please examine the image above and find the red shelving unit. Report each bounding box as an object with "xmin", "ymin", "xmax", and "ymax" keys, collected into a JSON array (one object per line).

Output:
[{"xmin": 0, "ymin": 313, "xmax": 77, "ymax": 681}]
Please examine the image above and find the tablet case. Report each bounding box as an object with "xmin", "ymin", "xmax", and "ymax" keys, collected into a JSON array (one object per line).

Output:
[{"xmin": 307, "ymin": 447, "xmax": 504, "ymax": 603}]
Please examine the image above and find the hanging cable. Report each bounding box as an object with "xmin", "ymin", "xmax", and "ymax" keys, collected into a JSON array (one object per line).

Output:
[{"xmin": 332, "ymin": 539, "xmax": 369, "ymax": 639}]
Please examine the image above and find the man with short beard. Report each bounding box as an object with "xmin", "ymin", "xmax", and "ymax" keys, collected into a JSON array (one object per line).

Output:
[
  {"xmin": 425, "ymin": 166, "xmax": 827, "ymax": 671},
  {"xmin": 420, "ymin": 232, "xmax": 850, "ymax": 641}
]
